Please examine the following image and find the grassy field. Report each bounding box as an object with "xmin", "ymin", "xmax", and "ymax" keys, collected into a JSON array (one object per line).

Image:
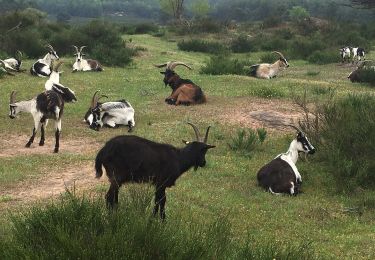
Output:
[{"xmin": 0, "ymin": 34, "xmax": 374, "ymax": 259}]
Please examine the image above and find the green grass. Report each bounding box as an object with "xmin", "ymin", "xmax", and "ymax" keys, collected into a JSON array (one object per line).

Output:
[{"xmin": 0, "ymin": 34, "xmax": 375, "ymax": 259}]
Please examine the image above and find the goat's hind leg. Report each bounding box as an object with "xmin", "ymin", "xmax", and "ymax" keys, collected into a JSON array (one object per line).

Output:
[
  {"xmin": 153, "ymin": 186, "xmax": 167, "ymax": 220},
  {"xmin": 39, "ymin": 117, "xmax": 48, "ymax": 146},
  {"xmin": 106, "ymin": 181, "xmax": 120, "ymax": 209},
  {"xmin": 53, "ymin": 119, "xmax": 61, "ymax": 153}
]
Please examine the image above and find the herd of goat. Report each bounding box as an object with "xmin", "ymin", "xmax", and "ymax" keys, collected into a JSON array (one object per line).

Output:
[{"xmin": 0, "ymin": 43, "xmax": 366, "ymax": 218}]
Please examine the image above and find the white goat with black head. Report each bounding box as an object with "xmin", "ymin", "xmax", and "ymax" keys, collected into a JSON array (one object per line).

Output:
[
  {"xmin": 85, "ymin": 91, "xmax": 135, "ymax": 132},
  {"xmin": 339, "ymin": 47, "xmax": 351, "ymax": 63},
  {"xmin": 72, "ymin": 45, "xmax": 103, "ymax": 72},
  {"xmin": 257, "ymin": 125, "xmax": 315, "ymax": 195},
  {"xmin": 249, "ymin": 51, "xmax": 289, "ymax": 79},
  {"xmin": 9, "ymin": 62, "xmax": 77, "ymax": 153},
  {"xmin": 1, "ymin": 50, "xmax": 23, "ymax": 73},
  {"xmin": 30, "ymin": 44, "xmax": 59, "ymax": 77}
]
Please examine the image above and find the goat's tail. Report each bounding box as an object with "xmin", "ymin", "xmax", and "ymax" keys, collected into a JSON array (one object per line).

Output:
[{"xmin": 95, "ymin": 147, "xmax": 105, "ymax": 178}]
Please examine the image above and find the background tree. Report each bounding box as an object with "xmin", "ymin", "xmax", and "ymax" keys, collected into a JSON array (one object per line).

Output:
[
  {"xmin": 289, "ymin": 6, "xmax": 310, "ymax": 24},
  {"xmin": 159, "ymin": 0, "xmax": 185, "ymax": 21},
  {"xmin": 351, "ymin": 0, "xmax": 375, "ymax": 8},
  {"xmin": 190, "ymin": 0, "xmax": 210, "ymax": 19}
]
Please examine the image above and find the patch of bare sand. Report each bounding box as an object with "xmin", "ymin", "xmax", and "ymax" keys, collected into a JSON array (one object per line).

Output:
[
  {"xmin": 0, "ymin": 162, "xmax": 107, "ymax": 210},
  {"xmin": 0, "ymin": 135, "xmax": 101, "ymax": 158}
]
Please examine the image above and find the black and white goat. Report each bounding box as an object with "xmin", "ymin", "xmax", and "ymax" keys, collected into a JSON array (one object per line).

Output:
[
  {"xmin": 9, "ymin": 63, "xmax": 77, "ymax": 153},
  {"xmin": 340, "ymin": 47, "xmax": 351, "ymax": 63},
  {"xmin": 85, "ymin": 91, "xmax": 135, "ymax": 132},
  {"xmin": 351, "ymin": 47, "xmax": 365, "ymax": 63},
  {"xmin": 1, "ymin": 50, "xmax": 23, "ymax": 73},
  {"xmin": 249, "ymin": 51, "xmax": 289, "ymax": 79},
  {"xmin": 30, "ymin": 44, "xmax": 59, "ymax": 77},
  {"xmin": 72, "ymin": 45, "xmax": 103, "ymax": 72},
  {"xmin": 257, "ymin": 126, "xmax": 315, "ymax": 195},
  {"xmin": 95, "ymin": 123, "xmax": 215, "ymax": 219}
]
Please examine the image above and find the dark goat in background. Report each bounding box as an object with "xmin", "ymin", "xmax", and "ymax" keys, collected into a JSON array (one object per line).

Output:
[
  {"xmin": 95, "ymin": 123, "xmax": 215, "ymax": 219},
  {"xmin": 154, "ymin": 61, "xmax": 206, "ymax": 105}
]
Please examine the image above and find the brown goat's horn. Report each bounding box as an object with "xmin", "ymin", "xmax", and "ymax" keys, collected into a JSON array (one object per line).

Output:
[
  {"xmin": 187, "ymin": 122, "xmax": 201, "ymax": 141},
  {"xmin": 72, "ymin": 45, "xmax": 79, "ymax": 53},
  {"xmin": 168, "ymin": 61, "xmax": 192, "ymax": 70},
  {"xmin": 203, "ymin": 126, "xmax": 211, "ymax": 144},
  {"xmin": 273, "ymin": 51, "xmax": 286, "ymax": 60},
  {"xmin": 80, "ymin": 46, "xmax": 87, "ymax": 52},
  {"xmin": 10, "ymin": 90, "xmax": 17, "ymax": 104},
  {"xmin": 153, "ymin": 63, "xmax": 169, "ymax": 68},
  {"xmin": 91, "ymin": 90, "xmax": 100, "ymax": 109}
]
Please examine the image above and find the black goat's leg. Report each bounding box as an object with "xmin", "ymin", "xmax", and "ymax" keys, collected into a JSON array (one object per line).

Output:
[
  {"xmin": 26, "ymin": 119, "xmax": 40, "ymax": 147},
  {"xmin": 53, "ymin": 119, "xmax": 61, "ymax": 153},
  {"xmin": 154, "ymin": 187, "xmax": 167, "ymax": 220},
  {"xmin": 106, "ymin": 182, "xmax": 119, "ymax": 209},
  {"xmin": 39, "ymin": 117, "xmax": 47, "ymax": 146}
]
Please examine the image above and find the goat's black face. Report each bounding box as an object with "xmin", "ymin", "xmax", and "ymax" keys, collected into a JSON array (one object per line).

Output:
[
  {"xmin": 89, "ymin": 107, "xmax": 102, "ymax": 131},
  {"xmin": 184, "ymin": 141, "xmax": 216, "ymax": 171},
  {"xmin": 160, "ymin": 69, "xmax": 175, "ymax": 86},
  {"xmin": 280, "ymin": 58, "xmax": 289, "ymax": 68},
  {"xmin": 296, "ymin": 132, "xmax": 315, "ymax": 154}
]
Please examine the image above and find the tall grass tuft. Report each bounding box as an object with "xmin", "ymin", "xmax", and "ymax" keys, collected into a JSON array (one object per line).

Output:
[
  {"xmin": 0, "ymin": 187, "xmax": 314, "ymax": 259},
  {"xmin": 200, "ymin": 54, "xmax": 248, "ymax": 75},
  {"xmin": 228, "ymin": 128, "xmax": 267, "ymax": 156}
]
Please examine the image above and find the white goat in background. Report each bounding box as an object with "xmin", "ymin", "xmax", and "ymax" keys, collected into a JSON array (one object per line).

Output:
[{"xmin": 72, "ymin": 45, "xmax": 103, "ymax": 72}]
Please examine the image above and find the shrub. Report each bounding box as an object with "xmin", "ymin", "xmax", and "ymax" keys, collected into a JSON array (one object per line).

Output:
[
  {"xmin": 288, "ymin": 37, "xmax": 326, "ymax": 60},
  {"xmin": 200, "ymin": 54, "xmax": 246, "ymax": 75},
  {"xmin": 177, "ymin": 39, "xmax": 227, "ymax": 54},
  {"xmin": 307, "ymin": 50, "xmax": 338, "ymax": 64},
  {"xmin": 260, "ymin": 37, "xmax": 288, "ymax": 52},
  {"xmin": 121, "ymin": 23, "xmax": 159, "ymax": 35},
  {"xmin": 228, "ymin": 128, "xmax": 267, "ymax": 156},
  {"xmin": 320, "ymin": 94, "xmax": 375, "ymax": 191},
  {"xmin": 191, "ymin": 18, "xmax": 222, "ymax": 33},
  {"xmin": 230, "ymin": 34, "xmax": 254, "ymax": 53},
  {"xmin": 0, "ymin": 189, "xmax": 314, "ymax": 259}
]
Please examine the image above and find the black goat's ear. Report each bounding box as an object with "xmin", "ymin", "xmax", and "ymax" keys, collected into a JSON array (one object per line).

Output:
[
  {"xmin": 182, "ymin": 139, "xmax": 190, "ymax": 144},
  {"xmin": 160, "ymin": 71, "xmax": 165, "ymax": 74}
]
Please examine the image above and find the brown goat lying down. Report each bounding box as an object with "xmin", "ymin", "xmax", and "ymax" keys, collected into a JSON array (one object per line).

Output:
[{"xmin": 155, "ymin": 61, "xmax": 206, "ymax": 105}]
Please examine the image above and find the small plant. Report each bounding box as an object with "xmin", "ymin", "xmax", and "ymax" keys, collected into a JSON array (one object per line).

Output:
[
  {"xmin": 307, "ymin": 50, "xmax": 338, "ymax": 65},
  {"xmin": 228, "ymin": 128, "xmax": 267, "ymax": 156},
  {"xmin": 306, "ymin": 71, "xmax": 321, "ymax": 77},
  {"xmin": 249, "ymin": 87, "xmax": 285, "ymax": 99},
  {"xmin": 200, "ymin": 54, "xmax": 246, "ymax": 75}
]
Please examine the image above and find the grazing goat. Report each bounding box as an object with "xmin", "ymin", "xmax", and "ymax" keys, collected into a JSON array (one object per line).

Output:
[
  {"xmin": 72, "ymin": 45, "xmax": 103, "ymax": 72},
  {"xmin": 257, "ymin": 125, "xmax": 315, "ymax": 195},
  {"xmin": 30, "ymin": 44, "xmax": 59, "ymax": 77},
  {"xmin": 348, "ymin": 60, "xmax": 374, "ymax": 83},
  {"xmin": 1, "ymin": 50, "xmax": 23, "ymax": 73},
  {"xmin": 9, "ymin": 63, "xmax": 77, "ymax": 153},
  {"xmin": 85, "ymin": 91, "xmax": 135, "ymax": 132},
  {"xmin": 249, "ymin": 51, "xmax": 289, "ymax": 79},
  {"xmin": 154, "ymin": 61, "xmax": 206, "ymax": 105},
  {"xmin": 95, "ymin": 123, "xmax": 215, "ymax": 219},
  {"xmin": 340, "ymin": 47, "xmax": 351, "ymax": 63},
  {"xmin": 351, "ymin": 47, "xmax": 365, "ymax": 63}
]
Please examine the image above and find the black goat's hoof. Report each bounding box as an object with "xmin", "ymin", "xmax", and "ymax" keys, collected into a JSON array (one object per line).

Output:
[
  {"xmin": 25, "ymin": 143, "xmax": 31, "ymax": 148},
  {"xmin": 39, "ymin": 142, "xmax": 45, "ymax": 146},
  {"xmin": 165, "ymin": 98, "xmax": 176, "ymax": 105},
  {"xmin": 53, "ymin": 148, "xmax": 59, "ymax": 153}
]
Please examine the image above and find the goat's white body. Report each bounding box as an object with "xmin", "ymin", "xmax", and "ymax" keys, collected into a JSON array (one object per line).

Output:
[
  {"xmin": 32, "ymin": 53, "xmax": 58, "ymax": 77},
  {"xmin": 98, "ymin": 102, "xmax": 135, "ymax": 128},
  {"xmin": 3, "ymin": 58, "xmax": 18, "ymax": 69},
  {"xmin": 275, "ymin": 140, "xmax": 302, "ymax": 183},
  {"xmin": 254, "ymin": 60, "xmax": 288, "ymax": 79},
  {"xmin": 73, "ymin": 59, "xmax": 92, "ymax": 71}
]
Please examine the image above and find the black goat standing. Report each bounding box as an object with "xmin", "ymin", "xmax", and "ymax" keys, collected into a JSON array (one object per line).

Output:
[{"xmin": 95, "ymin": 123, "xmax": 215, "ymax": 219}]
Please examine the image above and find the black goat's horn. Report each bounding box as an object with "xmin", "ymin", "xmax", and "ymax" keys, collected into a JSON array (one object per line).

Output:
[
  {"xmin": 287, "ymin": 124, "xmax": 302, "ymax": 133},
  {"xmin": 187, "ymin": 122, "xmax": 201, "ymax": 141},
  {"xmin": 203, "ymin": 126, "xmax": 211, "ymax": 143}
]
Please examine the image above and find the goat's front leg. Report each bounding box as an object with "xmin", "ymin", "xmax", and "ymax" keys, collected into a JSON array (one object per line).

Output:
[
  {"xmin": 154, "ymin": 187, "xmax": 166, "ymax": 220},
  {"xmin": 26, "ymin": 117, "xmax": 41, "ymax": 147},
  {"xmin": 54, "ymin": 119, "xmax": 61, "ymax": 153},
  {"xmin": 106, "ymin": 181, "xmax": 120, "ymax": 209}
]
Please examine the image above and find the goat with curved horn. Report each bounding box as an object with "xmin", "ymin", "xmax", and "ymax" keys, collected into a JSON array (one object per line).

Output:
[
  {"xmin": 249, "ymin": 51, "xmax": 289, "ymax": 79},
  {"xmin": 72, "ymin": 45, "xmax": 103, "ymax": 72},
  {"xmin": 154, "ymin": 61, "xmax": 192, "ymax": 70},
  {"xmin": 31, "ymin": 44, "xmax": 59, "ymax": 77}
]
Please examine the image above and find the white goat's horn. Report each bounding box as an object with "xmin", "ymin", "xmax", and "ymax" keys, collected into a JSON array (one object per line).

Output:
[
  {"xmin": 46, "ymin": 44, "xmax": 54, "ymax": 51},
  {"xmin": 287, "ymin": 124, "xmax": 302, "ymax": 133},
  {"xmin": 273, "ymin": 51, "xmax": 286, "ymax": 60},
  {"xmin": 91, "ymin": 90, "xmax": 100, "ymax": 109},
  {"xmin": 168, "ymin": 61, "xmax": 192, "ymax": 70},
  {"xmin": 80, "ymin": 46, "xmax": 87, "ymax": 52},
  {"xmin": 72, "ymin": 45, "xmax": 79, "ymax": 53},
  {"xmin": 10, "ymin": 90, "xmax": 17, "ymax": 104}
]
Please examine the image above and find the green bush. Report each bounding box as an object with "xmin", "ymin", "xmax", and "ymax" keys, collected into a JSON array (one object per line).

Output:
[
  {"xmin": 177, "ymin": 39, "xmax": 227, "ymax": 54},
  {"xmin": 200, "ymin": 54, "xmax": 247, "ymax": 75},
  {"xmin": 260, "ymin": 52, "xmax": 277, "ymax": 63},
  {"xmin": 230, "ymin": 34, "xmax": 254, "ymax": 53},
  {"xmin": 307, "ymin": 50, "xmax": 338, "ymax": 64},
  {"xmin": 0, "ymin": 189, "xmax": 314, "ymax": 259},
  {"xmin": 288, "ymin": 37, "xmax": 326, "ymax": 60},
  {"xmin": 228, "ymin": 128, "xmax": 267, "ymax": 156},
  {"xmin": 321, "ymin": 94, "xmax": 375, "ymax": 191},
  {"xmin": 191, "ymin": 18, "xmax": 223, "ymax": 33}
]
